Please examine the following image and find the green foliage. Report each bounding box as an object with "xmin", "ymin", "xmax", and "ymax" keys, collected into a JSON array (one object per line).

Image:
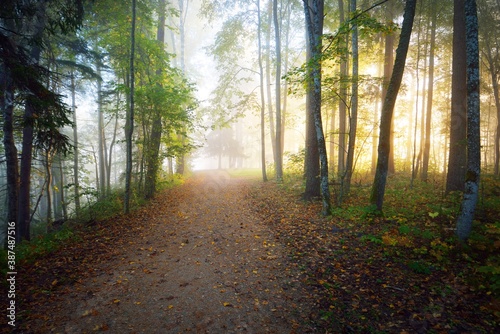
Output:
[
  {"xmin": 478, "ymin": 260, "xmax": 500, "ymax": 295},
  {"xmin": 76, "ymin": 188, "xmax": 144, "ymax": 224},
  {"xmin": 283, "ymin": 149, "xmax": 305, "ymax": 175},
  {"xmin": 361, "ymin": 234, "xmax": 383, "ymax": 244},
  {"xmin": 0, "ymin": 227, "xmax": 77, "ymax": 277},
  {"xmin": 408, "ymin": 260, "xmax": 432, "ymax": 275}
]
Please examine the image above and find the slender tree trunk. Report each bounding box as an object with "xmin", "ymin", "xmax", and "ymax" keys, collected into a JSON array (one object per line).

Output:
[
  {"xmin": 70, "ymin": 71, "xmax": 80, "ymax": 213},
  {"xmin": 44, "ymin": 150, "xmax": 54, "ymax": 225},
  {"xmin": 59, "ymin": 159, "xmax": 67, "ymax": 220},
  {"xmin": 456, "ymin": 0, "xmax": 480, "ymax": 242},
  {"xmin": 371, "ymin": 0, "xmax": 416, "ymax": 211},
  {"xmin": 124, "ymin": 0, "xmax": 137, "ymax": 214},
  {"xmin": 273, "ymin": 0, "xmax": 283, "ymax": 181},
  {"xmin": 107, "ymin": 111, "xmax": 118, "ymax": 193},
  {"xmin": 266, "ymin": 0, "xmax": 276, "ymax": 165},
  {"xmin": 96, "ymin": 62, "xmax": 106, "ymax": 197},
  {"xmin": 257, "ymin": 0, "xmax": 268, "ymax": 182},
  {"xmin": 281, "ymin": 0, "xmax": 292, "ymax": 156},
  {"xmin": 337, "ymin": 0, "xmax": 347, "ymax": 178},
  {"xmin": 175, "ymin": 0, "xmax": 189, "ymax": 175},
  {"xmin": 1, "ymin": 62, "xmax": 18, "ymax": 227},
  {"xmin": 384, "ymin": 2, "xmax": 396, "ymax": 175},
  {"xmin": 304, "ymin": 0, "xmax": 331, "ymax": 215},
  {"xmin": 421, "ymin": 0, "xmax": 437, "ymax": 181},
  {"xmin": 446, "ymin": 0, "xmax": 467, "ymax": 193},
  {"xmin": 343, "ymin": 0, "xmax": 358, "ymax": 199}
]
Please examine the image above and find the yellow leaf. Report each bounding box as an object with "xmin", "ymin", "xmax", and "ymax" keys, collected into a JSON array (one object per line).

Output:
[
  {"xmin": 223, "ymin": 302, "xmax": 232, "ymax": 307},
  {"xmin": 113, "ymin": 299, "xmax": 120, "ymax": 304}
]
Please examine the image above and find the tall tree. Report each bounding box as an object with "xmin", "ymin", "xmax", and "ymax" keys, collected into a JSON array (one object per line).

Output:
[
  {"xmin": 337, "ymin": 0, "xmax": 348, "ymax": 178},
  {"xmin": 343, "ymin": 0, "xmax": 359, "ymax": 198},
  {"xmin": 456, "ymin": 0, "xmax": 480, "ymax": 241},
  {"xmin": 421, "ymin": 0, "xmax": 437, "ymax": 181},
  {"xmin": 2, "ymin": 0, "xmax": 85, "ymax": 241},
  {"xmin": 304, "ymin": 0, "xmax": 331, "ymax": 215},
  {"xmin": 371, "ymin": 0, "xmax": 417, "ymax": 211},
  {"xmin": 274, "ymin": 0, "xmax": 283, "ymax": 181},
  {"xmin": 70, "ymin": 71, "xmax": 81, "ymax": 213},
  {"xmin": 144, "ymin": 0, "xmax": 167, "ymax": 199},
  {"xmin": 257, "ymin": 0, "xmax": 268, "ymax": 182},
  {"xmin": 18, "ymin": 1, "xmax": 47, "ymax": 241},
  {"xmin": 384, "ymin": 1, "xmax": 396, "ymax": 175},
  {"xmin": 124, "ymin": 0, "xmax": 137, "ymax": 214},
  {"xmin": 446, "ymin": 0, "xmax": 467, "ymax": 192}
]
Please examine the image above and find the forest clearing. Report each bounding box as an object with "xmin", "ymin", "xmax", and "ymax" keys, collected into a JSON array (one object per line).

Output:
[{"xmin": 1, "ymin": 170, "xmax": 498, "ymax": 333}]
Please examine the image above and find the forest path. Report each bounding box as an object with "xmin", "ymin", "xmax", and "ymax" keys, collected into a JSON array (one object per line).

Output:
[{"xmin": 28, "ymin": 171, "xmax": 310, "ymax": 333}]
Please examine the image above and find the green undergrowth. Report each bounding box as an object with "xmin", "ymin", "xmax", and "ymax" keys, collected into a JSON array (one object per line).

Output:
[
  {"xmin": 1, "ymin": 174, "xmax": 186, "ymax": 279},
  {"xmin": 258, "ymin": 171, "xmax": 500, "ymax": 332}
]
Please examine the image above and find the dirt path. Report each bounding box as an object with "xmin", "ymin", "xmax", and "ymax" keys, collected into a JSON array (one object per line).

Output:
[{"xmin": 29, "ymin": 172, "xmax": 311, "ymax": 333}]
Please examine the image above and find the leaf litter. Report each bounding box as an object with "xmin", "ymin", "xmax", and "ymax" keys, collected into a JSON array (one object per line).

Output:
[{"xmin": 2, "ymin": 171, "xmax": 498, "ymax": 333}]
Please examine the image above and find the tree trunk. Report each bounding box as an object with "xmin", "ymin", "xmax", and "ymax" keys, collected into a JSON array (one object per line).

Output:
[
  {"xmin": 304, "ymin": 0, "xmax": 331, "ymax": 215},
  {"xmin": 107, "ymin": 111, "xmax": 118, "ymax": 194},
  {"xmin": 273, "ymin": 0, "xmax": 283, "ymax": 181},
  {"xmin": 422, "ymin": 1, "xmax": 436, "ymax": 181},
  {"xmin": 1, "ymin": 61, "xmax": 18, "ymax": 227},
  {"xmin": 446, "ymin": 0, "xmax": 467, "ymax": 193},
  {"xmin": 145, "ymin": 0, "xmax": 166, "ymax": 199},
  {"xmin": 456, "ymin": 0, "xmax": 480, "ymax": 242},
  {"xmin": 18, "ymin": 1, "xmax": 47, "ymax": 241},
  {"xmin": 337, "ymin": 0, "xmax": 347, "ymax": 178},
  {"xmin": 174, "ymin": 0, "xmax": 189, "ymax": 175},
  {"xmin": 70, "ymin": 71, "xmax": 81, "ymax": 213},
  {"xmin": 124, "ymin": 0, "xmax": 137, "ymax": 214},
  {"xmin": 96, "ymin": 62, "xmax": 106, "ymax": 197},
  {"xmin": 343, "ymin": 0, "xmax": 358, "ymax": 200},
  {"xmin": 257, "ymin": 0, "xmax": 268, "ymax": 182},
  {"xmin": 384, "ymin": 2, "xmax": 396, "ymax": 175},
  {"xmin": 371, "ymin": 0, "xmax": 416, "ymax": 212},
  {"xmin": 266, "ymin": 0, "xmax": 276, "ymax": 165},
  {"xmin": 44, "ymin": 149, "xmax": 55, "ymax": 226}
]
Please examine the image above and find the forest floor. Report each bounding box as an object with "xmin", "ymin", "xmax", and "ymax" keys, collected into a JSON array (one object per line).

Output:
[{"xmin": 2, "ymin": 170, "xmax": 499, "ymax": 333}]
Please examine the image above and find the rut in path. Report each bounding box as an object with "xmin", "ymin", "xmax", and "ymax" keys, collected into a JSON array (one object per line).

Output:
[{"xmin": 32, "ymin": 171, "xmax": 311, "ymax": 333}]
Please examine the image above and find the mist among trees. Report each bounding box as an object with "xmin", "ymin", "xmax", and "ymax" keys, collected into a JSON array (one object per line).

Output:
[{"xmin": 1, "ymin": 0, "xmax": 500, "ymax": 332}]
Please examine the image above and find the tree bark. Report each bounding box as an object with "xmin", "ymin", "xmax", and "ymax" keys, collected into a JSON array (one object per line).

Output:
[
  {"xmin": 337, "ymin": 0, "xmax": 347, "ymax": 178},
  {"xmin": 456, "ymin": 0, "xmax": 480, "ymax": 242},
  {"xmin": 1, "ymin": 63, "xmax": 18, "ymax": 227},
  {"xmin": 384, "ymin": 2, "xmax": 396, "ymax": 175},
  {"xmin": 304, "ymin": 0, "xmax": 331, "ymax": 215},
  {"xmin": 70, "ymin": 71, "xmax": 81, "ymax": 213},
  {"xmin": 257, "ymin": 0, "xmax": 268, "ymax": 182},
  {"xmin": 265, "ymin": 0, "xmax": 276, "ymax": 166},
  {"xmin": 124, "ymin": 0, "xmax": 137, "ymax": 214},
  {"xmin": 421, "ymin": 0, "xmax": 437, "ymax": 181},
  {"xmin": 273, "ymin": 0, "xmax": 283, "ymax": 181},
  {"xmin": 145, "ymin": 0, "xmax": 166, "ymax": 199},
  {"xmin": 343, "ymin": 0, "xmax": 358, "ymax": 199},
  {"xmin": 446, "ymin": 0, "xmax": 467, "ymax": 193},
  {"xmin": 371, "ymin": 0, "xmax": 416, "ymax": 212}
]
